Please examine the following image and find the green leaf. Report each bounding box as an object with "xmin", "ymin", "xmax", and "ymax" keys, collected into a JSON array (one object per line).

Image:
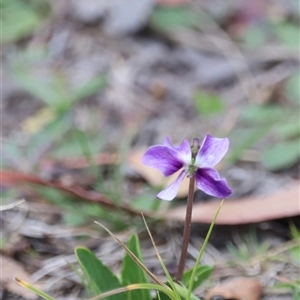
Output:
[
  {"xmin": 12, "ymin": 67, "xmax": 67, "ymax": 109},
  {"xmin": 157, "ymin": 282, "xmax": 200, "ymax": 300},
  {"xmin": 121, "ymin": 234, "xmax": 152, "ymax": 300},
  {"xmin": 50, "ymin": 130, "xmax": 103, "ymax": 159},
  {"xmin": 193, "ymin": 91, "xmax": 225, "ymax": 116},
  {"xmin": 289, "ymin": 244, "xmax": 300, "ymax": 265},
  {"xmin": 227, "ymin": 126, "xmax": 271, "ymax": 164},
  {"xmin": 150, "ymin": 7, "xmax": 198, "ymax": 31},
  {"xmin": 243, "ymin": 24, "xmax": 266, "ymax": 47},
  {"xmin": 182, "ymin": 265, "xmax": 214, "ymax": 291},
  {"xmin": 187, "ymin": 201, "xmax": 223, "ymax": 299},
  {"xmin": 285, "ymin": 72, "xmax": 300, "ymax": 104},
  {"xmin": 74, "ymin": 76, "xmax": 107, "ymax": 101},
  {"xmin": 240, "ymin": 104, "xmax": 284, "ymax": 124},
  {"xmin": 15, "ymin": 278, "xmax": 55, "ymax": 300},
  {"xmin": 292, "ymin": 286, "xmax": 300, "ymax": 300},
  {"xmin": 1, "ymin": 0, "xmax": 48, "ymax": 43},
  {"xmin": 28, "ymin": 112, "xmax": 72, "ymax": 160},
  {"xmin": 261, "ymin": 139, "xmax": 300, "ymax": 171},
  {"xmin": 132, "ymin": 195, "xmax": 161, "ymax": 212},
  {"xmin": 63, "ymin": 211, "xmax": 88, "ymax": 226},
  {"xmin": 2, "ymin": 141, "xmax": 23, "ymax": 168},
  {"xmin": 75, "ymin": 247, "xmax": 123, "ymax": 300},
  {"xmin": 273, "ymin": 121, "xmax": 300, "ymax": 139},
  {"xmin": 274, "ymin": 22, "xmax": 300, "ymax": 47},
  {"xmin": 89, "ymin": 283, "xmax": 179, "ymax": 300}
]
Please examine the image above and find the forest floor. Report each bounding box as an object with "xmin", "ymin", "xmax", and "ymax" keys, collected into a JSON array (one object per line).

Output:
[{"xmin": 1, "ymin": 0, "xmax": 300, "ymax": 299}]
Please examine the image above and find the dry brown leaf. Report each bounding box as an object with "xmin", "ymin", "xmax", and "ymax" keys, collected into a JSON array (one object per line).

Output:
[
  {"xmin": 0, "ymin": 254, "xmax": 38, "ymax": 299},
  {"xmin": 205, "ymin": 277, "xmax": 263, "ymax": 300},
  {"xmin": 167, "ymin": 182, "xmax": 300, "ymax": 224},
  {"xmin": 127, "ymin": 148, "xmax": 163, "ymax": 186}
]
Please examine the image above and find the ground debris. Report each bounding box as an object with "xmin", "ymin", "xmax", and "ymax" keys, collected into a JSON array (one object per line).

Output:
[
  {"xmin": 0, "ymin": 254, "xmax": 39, "ymax": 300},
  {"xmin": 205, "ymin": 277, "xmax": 263, "ymax": 300}
]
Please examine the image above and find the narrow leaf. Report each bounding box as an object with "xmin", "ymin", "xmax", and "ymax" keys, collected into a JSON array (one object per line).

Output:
[
  {"xmin": 187, "ymin": 200, "xmax": 223, "ymax": 298},
  {"xmin": 182, "ymin": 265, "xmax": 214, "ymax": 290},
  {"xmin": 14, "ymin": 278, "xmax": 55, "ymax": 300},
  {"xmin": 94, "ymin": 222, "xmax": 165, "ymax": 287},
  {"xmin": 75, "ymin": 247, "xmax": 122, "ymax": 300},
  {"xmin": 88, "ymin": 283, "xmax": 176, "ymax": 300},
  {"xmin": 193, "ymin": 91, "xmax": 225, "ymax": 116},
  {"xmin": 141, "ymin": 214, "xmax": 181, "ymax": 300},
  {"xmin": 74, "ymin": 76, "xmax": 107, "ymax": 101},
  {"xmin": 261, "ymin": 139, "xmax": 300, "ymax": 171},
  {"xmin": 121, "ymin": 234, "xmax": 152, "ymax": 300}
]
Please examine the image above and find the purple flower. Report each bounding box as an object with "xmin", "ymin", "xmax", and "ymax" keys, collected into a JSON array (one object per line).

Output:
[{"xmin": 142, "ymin": 135, "xmax": 232, "ymax": 201}]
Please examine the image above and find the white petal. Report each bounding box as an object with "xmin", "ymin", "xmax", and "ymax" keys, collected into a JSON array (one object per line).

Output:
[{"xmin": 157, "ymin": 170, "xmax": 187, "ymax": 201}]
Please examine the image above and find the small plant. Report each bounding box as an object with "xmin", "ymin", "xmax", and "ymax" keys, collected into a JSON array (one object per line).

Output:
[
  {"xmin": 227, "ymin": 227, "xmax": 269, "ymax": 261},
  {"xmin": 15, "ymin": 219, "xmax": 218, "ymax": 300},
  {"xmin": 15, "ymin": 136, "xmax": 229, "ymax": 299}
]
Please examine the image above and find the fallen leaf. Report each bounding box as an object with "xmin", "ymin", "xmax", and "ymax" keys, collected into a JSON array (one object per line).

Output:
[
  {"xmin": 0, "ymin": 254, "xmax": 38, "ymax": 299},
  {"xmin": 205, "ymin": 277, "xmax": 262, "ymax": 300},
  {"xmin": 167, "ymin": 182, "xmax": 300, "ymax": 224}
]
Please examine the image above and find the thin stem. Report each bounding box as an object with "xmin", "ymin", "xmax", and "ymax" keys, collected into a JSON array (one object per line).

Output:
[
  {"xmin": 176, "ymin": 176, "xmax": 195, "ymax": 282},
  {"xmin": 187, "ymin": 200, "xmax": 224, "ymax": 299}
]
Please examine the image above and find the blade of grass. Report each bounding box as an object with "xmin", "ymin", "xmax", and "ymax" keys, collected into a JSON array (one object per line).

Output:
[
  {"xmin": 292, "ymin": 286, "xmax": 300, "ymax": 299},
  {"xmin": 94, "ymin": 221, "xmax": 165, "ymax": 287},
  {"xmin": 141, "ymin": 214, "xmax": 181, "ymax": 300},
  {"xmin": 172, "ymin": 282, "xmax": 200, "ymax": 300},
  {"xmin": 88, "ymin": 283, "xmax": 176, "ymax": 300},
  {"xmin": 187, "ymin": 200, "xmax": 224, "ymax": 300},
  {"xmin": 14, "ymin": 278, "xmax": 55, "ymax": 300},
  {"xmin": 73, "ymin": 127, "xmax": 98, "ymax": 178}
]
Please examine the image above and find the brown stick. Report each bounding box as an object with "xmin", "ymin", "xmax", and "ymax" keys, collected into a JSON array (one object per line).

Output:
[{"xmin": 176, "ymin": 176, "xmax": 195, "ymax": 282}]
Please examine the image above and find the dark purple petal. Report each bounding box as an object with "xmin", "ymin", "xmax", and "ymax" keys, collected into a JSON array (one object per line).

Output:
[
  {"xmin": 142, "ymin": 146, "xmax": 184, "ymax": 176},
  {"xmin": 164, "ymin": 137, "xmax": 191, "ymax": 164},
  {"xmin": 157, "ymin": 170, "xmax": 187, "ymax": 201},
  {"xmin": 195, "ymin": 135, "xmax": 229, "ymax": 168},
  {"xmin": 195, "ymin": 167, "xmax": 231, "ymax": 198}
]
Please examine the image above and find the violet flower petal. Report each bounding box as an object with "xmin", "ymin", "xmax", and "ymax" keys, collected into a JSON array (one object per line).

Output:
[
  {"xmin": 195, "ymin": 135, "xmax": 229, "ymax": 168},
  {"xmin": 164, "ymin": 137, "xmax": 191, "ymax": 165},
  {"xmin": 157, "ymin": 170, "xmax": 188, "ymax": 201},
  {"xmin": 142, "ymin": 146, "xmax": 184, "ymax": 176},
  {"xmin": 164, "ymin": 137, "xmax": 173, "ymax": 148},
  {"xmin": 195, "ymin": 167, "xmax": 231, "ymax": 198}
]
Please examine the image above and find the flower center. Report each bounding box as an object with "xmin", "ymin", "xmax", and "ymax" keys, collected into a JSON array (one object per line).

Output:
[{"xmin": 187, "ymin": 138, "xmax": 200, "ymax": 177}]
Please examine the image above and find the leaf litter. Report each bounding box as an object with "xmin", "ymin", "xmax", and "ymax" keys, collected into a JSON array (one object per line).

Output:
[{"xmin": 2, "ymin": 0, "xmax": 300, "ymax": 299}]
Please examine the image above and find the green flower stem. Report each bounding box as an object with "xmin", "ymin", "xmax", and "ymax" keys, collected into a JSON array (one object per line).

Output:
[
  {"xmin": 187, "ymin": 199, "xmax": 224, "ymax": 300},
  {"xmin": 176, "ymin": 175, "xmax": 195, "ymax": 282}
]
